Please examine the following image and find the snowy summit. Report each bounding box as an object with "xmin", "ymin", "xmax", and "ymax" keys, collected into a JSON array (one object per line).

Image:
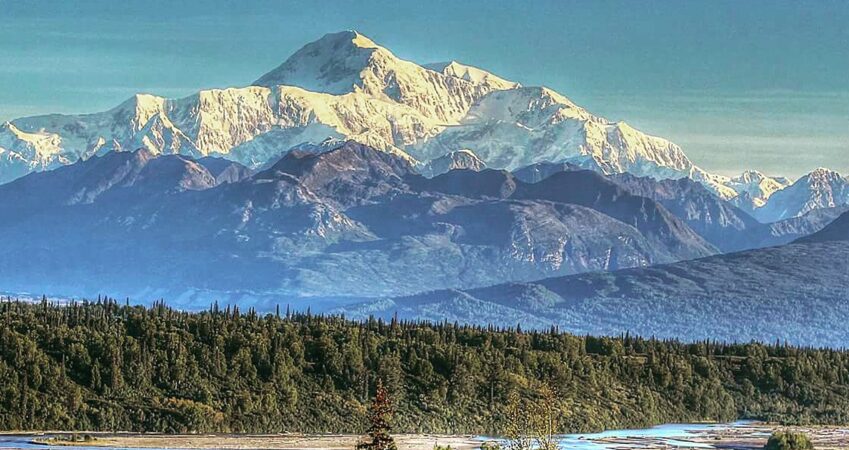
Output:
[{"xmin": 0, "ymin": 30, "xmax": 842, "ymax": 216}]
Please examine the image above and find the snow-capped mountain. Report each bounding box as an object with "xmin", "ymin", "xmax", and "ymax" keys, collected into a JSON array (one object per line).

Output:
[
  {"xmin": 2, "ymin": 31, "xmax": 515, "ymax": 183},
  {"xmin": 726, "ymin": 170, "xmax": 792, "ymax": 209},
  {"xmin": 409, "ymin": 86, "xmax": 739, "ymax": 199},
  {"xmin": 251, "ymin": 31, "xmax": 505, "ymax": 125},
  {"xmin": 0, "ymin": 29, "xmax": 836, "ymax": 208},
  {"xmin": 751, "ymin": 168, "xmax": 849, "ymax": 223},
  {"xmin": 0, "ymin": 121, "xmax": 72, "ymax": 181},
  {"xmin": 730, "ymin": 170, "xmax": 792, "ymax": 204}
]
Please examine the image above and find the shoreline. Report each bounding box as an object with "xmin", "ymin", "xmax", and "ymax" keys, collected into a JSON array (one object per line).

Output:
[
  {"xmin": 5, "ymin": 423, "xmax": 849, "ymax": 450},
  {"xmin": 26, "ymin": 433, "xmax": 484, "ymax": 450}
]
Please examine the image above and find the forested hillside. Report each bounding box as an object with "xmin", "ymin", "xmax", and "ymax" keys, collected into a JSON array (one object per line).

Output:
[{"xmin": 2, "ymin": 299, "xmax": 849, "ymax": 433}]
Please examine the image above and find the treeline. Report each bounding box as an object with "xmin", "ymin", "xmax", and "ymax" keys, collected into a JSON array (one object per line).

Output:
[{"xmin": 2, "ymin": 298, "xmax": 849, "ymax": 433}]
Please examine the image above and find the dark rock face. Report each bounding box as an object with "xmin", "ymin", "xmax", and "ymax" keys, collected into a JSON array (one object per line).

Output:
[
  {"xmin": 419, "ymin": 150, "xmax": 487, "ymax": 177},
  {"xmin": 607, "ymin": 173, "xmax": 759, "ymax": 252},
  {"xmin": 196, "ymin": 157, "xmax": 253, "ymax": 184},
  {"xmin": 0, "ymin": 141, "xmax": 716, "ymax": 304},
  {"xmin": 513, "ymin": 171, "xmax": 718, "ymax": 260},
  {"xmin": 512, "ymin": 161, "xmax": 596, "ymax": 184},
  {"xmin": 259, "ymin": 141, "xmax": 416, "ymax": 207},
  {"xmin": 513, "ymin": 163, "xmax": 843, "ymax": 252}
]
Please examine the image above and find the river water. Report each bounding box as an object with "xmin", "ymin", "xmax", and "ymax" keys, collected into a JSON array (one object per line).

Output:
[{"xmin": 552, "ymin": 421, "xmax": 762, "ymax": 448}]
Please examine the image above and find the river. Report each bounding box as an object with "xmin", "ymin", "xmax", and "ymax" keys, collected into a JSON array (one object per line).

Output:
[{"xmin": 0, "ymin": 421, "xmax": 784, "ymax": 450}]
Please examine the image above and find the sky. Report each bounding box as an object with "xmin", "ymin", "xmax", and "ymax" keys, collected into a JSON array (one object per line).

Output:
[{"xmin": 1, "ymin": 0, "xmax": 848, "ymax": 178}]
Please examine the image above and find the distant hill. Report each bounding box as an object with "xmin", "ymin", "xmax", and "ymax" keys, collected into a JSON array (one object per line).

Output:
[
  {"xmin": 341, "ymin": 219, "xmax": 849, "ymax": 347},
  {"xmin": 799, "ymin": 210, "xmax": 849, "ymax": 242}
]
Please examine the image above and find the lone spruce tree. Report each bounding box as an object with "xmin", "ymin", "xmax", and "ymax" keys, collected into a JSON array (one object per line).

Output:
[{"xmin": 357, "ymin": 379, "xmax": 397, "ymax": 450}]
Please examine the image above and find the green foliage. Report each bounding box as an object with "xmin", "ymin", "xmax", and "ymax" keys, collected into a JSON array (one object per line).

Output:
[
  {"xmin": 764, "ymin": 431, "xmax": 814, "ymax": 450},
  {"xmin": 2, "ymin": 298, "xmax": 849, "ymax": 434},
  {"xmin": 502, "ymin": 383, "xmax": 560, "ymax": 450}
]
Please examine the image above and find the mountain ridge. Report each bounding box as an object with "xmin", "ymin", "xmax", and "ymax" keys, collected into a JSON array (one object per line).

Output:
[
  {"xmin": 0, "ymin": 141, "xmax": 722, "ymax": 305},
  {"xmin": 1, "ymin": 29, "xmax": 827, "ymax": 214}
]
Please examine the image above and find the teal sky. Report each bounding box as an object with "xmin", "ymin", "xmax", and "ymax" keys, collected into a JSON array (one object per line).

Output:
[{"xmin": 1, "ymin": 0, "xmax": 848, "ymax": 178}]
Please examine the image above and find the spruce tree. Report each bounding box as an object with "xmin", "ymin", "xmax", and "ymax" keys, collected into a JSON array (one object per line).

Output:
[{"xmin": 357, "ymin": 379, "xmax": 397, "ymax": 450}]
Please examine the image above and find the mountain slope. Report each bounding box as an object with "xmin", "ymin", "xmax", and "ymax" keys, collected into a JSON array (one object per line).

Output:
[
  {"xmin": 341, "ymin": 231, "xmax": 849, "ymax": 347},
  {"xmin": 408, "ymin": 166, "xmax": 718, "ymax": 262},
  {"xmin": 513, "ymin": 163, "xmax": 762, "ymax": 252},
  {"xmin": 2, "ymin": 149, "xmax": 223, "ymax": 221},
  {"xmin": 512, "ymin": 163, "xmax": 844, "ymax": 251},
  {"xmin": 409, "ymin": 87, "xmax": 740, "ymax": 199},
  {"xmin": 798, "ymin": 210, "xmax": 849, "ymax": 242},
  {"xmin": 196, "ymin": 156, "xmax": 253, "ymax": 184},
  {"xmin": 606, "ymin": 173, "xmax": 766, "ymax": 252},
  {"xmin": 513, "ymin": 171, "xmax": 718, "ymax": 260},
  {"xmin": 512, "ymin": 161, "xmax": 600, "ymax": 183},
  {"xmin": 744, "ymin": 205, "xmax": 849, "ymax": 248}
]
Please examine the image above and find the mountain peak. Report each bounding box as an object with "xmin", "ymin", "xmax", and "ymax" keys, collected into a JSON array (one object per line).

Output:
[
  {"xmin": 753, "ymin": 166, "xmax": 849, "ymax": 222},
  {"xmin": 304, "ymin": 30, "xmax": 380, "ymax": 50},
  {"xmin": 1, "ymin": 120, "xmax": 23, "ymax": 137},
  {"xmin": 0, "ymin": 120, "xmax": 64, "ymax": 162},
  {"xmin": 424, "ymin": 60, "xmax": 519, "ymax": 90},
  {"xmin": 727, "ymin": 169, "xmax": 791, "ymax": 212},
  {"xmin": 340, "ymin": 30, "xmax": 378, "ymax": 48},
  {"xmin": 732, "ymin": 170, "xmax": 767, "ymax": 183},
  {"xmin": 252, "ymin": 30, "xmax": 388, "ymax": 93},
  {"xmin": 419, "ymin": 149, "xmax": 487, "ymax": 177},
  {"xmin": 110, "ymin": 93, "xmax": 167, "ymax": 132},
  {"xmin": 806, "ymin": 167, "xmax": 842, "ymax": 180},
  {"xmin": 801, "ymin": 167, "xmax": 847, "ymax": 188},
  {"xmin": 264, "ymin": 140, "xmax": 415, "ymax": 180}
]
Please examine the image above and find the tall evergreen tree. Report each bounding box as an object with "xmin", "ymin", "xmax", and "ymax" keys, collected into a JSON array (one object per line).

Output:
[{"xmin": 357, "ymin": 379, "xmax": 397, "ymax": 450}]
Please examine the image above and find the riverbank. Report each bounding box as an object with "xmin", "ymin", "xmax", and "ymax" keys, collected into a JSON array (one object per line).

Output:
[
  {"xmin": 688, "ymin": 423, "xmax": 849, "ymax": 450},
  {"xmin": 11, "ymin": 423, "xmax": 849, "ymax": 450},
  {"xmin": 29, "ymin": 433, "xmax": 482, "ymax": 450}
]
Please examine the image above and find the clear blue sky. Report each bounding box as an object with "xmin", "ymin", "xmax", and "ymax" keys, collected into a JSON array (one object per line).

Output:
[{"xmin": 2, "ymin": 0, "xmax": 848, "ymax": 177}]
